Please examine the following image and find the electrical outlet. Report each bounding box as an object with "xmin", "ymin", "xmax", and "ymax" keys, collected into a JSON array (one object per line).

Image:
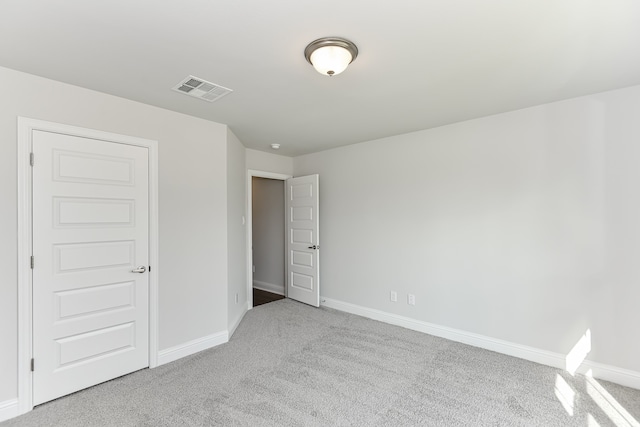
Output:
[
  {"xmin": 252, "ymin": 265, "xmax": 256, "ymax": 273},
  {"xmin": 390, "ymin": 291, "xmax": 398, "ymax": 302},
  {"xmin": 408, "ymin": 294, "xmax": 416, "ymax": 306}
]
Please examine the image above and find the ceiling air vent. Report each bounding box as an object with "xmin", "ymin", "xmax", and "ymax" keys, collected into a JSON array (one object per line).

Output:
[{"xmin": 172, "ymin": 75, "xmax": 233, "ymax": 103}]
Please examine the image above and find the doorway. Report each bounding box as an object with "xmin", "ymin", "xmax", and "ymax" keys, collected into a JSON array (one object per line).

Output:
[
  {"xmin": 246, "ymin": 171, "xmax": 321, "ymax": 309},
  {"xmin": 246, "ymin": 170, "xmax": 290, "ymax": 308}
]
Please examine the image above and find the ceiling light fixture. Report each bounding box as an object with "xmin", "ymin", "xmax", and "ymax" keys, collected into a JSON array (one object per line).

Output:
[
  {"xmin": 304, "ymin": 37, "xmax": 358, "ymax": 77},
  {"xmin": 270, "ymin": 143, "xmax": 280, "ymax": 150}
]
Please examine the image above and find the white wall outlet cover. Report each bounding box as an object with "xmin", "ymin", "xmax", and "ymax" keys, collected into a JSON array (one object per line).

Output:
[{"xmin": 390, "ymin": 291, "xmax": 398, "ymax": 302}]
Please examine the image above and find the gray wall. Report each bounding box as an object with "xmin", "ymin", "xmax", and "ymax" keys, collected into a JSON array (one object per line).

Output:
[
  {"xmin": 246, "ymin": 148, "xmax": 293, "ymax": 176},
  {"xmin": 0, "ymin": 66, "xmax": 229, "ymax": 403},
  {"xmin": 227, "ymin": 130, "xmax": 247, "ymax": 329},
  {"xmin": 294, "ymin": 84, "xmax": 640, "ymax": 373},
  {"xmin": 252, "ymin": 177, "xmax": 285, "ymax": 294}
]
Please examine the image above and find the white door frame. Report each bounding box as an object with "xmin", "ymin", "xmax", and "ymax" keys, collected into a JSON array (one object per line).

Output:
[
  {"xmin": 16, "ymin": 117, "xmax": 160, "ymax": 415},
  {"xmin": 246, "ymin": 170, "xmax": 291, "ymax": 309}
]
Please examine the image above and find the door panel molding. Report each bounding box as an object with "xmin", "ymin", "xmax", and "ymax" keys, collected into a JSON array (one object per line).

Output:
[{"xmin": 17, "ymin": 117, "xmax": 159, "ymax": 415}]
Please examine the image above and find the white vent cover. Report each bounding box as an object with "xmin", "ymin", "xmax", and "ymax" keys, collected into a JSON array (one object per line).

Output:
[{"xmin": 172, "ymin": 75, "xmax": 233, "ymax": 103}]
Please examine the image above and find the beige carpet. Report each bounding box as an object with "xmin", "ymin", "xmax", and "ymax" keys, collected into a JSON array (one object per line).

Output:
[{"xmin": 4, "ymin": 299, "xmax": 640, "ymax": 426}]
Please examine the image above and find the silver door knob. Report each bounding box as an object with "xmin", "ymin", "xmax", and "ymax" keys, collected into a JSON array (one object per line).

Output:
[{"xmin": 131, "ymin": 266, "xmax": 147, "ymax": 273}]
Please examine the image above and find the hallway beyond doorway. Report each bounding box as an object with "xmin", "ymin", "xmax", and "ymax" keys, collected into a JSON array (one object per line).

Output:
[{"xmin": 253, "ymin": 289, "xmax": 284, "ymax": 307}]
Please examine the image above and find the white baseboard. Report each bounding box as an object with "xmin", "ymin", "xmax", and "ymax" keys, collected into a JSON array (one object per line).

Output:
[
  {"xmin": 157, "ymin": 331, "xmax": 228, "ymax": 366},
  {"xmin": 0, "ymin": 399, "xmax": 18, "ymax": 422},
  {"xmin": 253, "ymin": 280, "xmax": 285, "ymax": 296},
  {"xmin": 579, "ymin": 360, "xmax": 640, "ymax": 390},
  {"xmin": 320, "ymin": 297, "xmax": 640, "ymax": 390},
  {"xmin": 228, "ymin": 304, "xmax": 249, "ymax": 339}
]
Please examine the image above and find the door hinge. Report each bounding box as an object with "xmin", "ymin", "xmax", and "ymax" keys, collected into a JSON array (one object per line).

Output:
[
  {"xmin": 148, "ymin": 265, "xmax": 151, "ymax": 272},
  {"xmin": 30, "ymin": 256, "xmax": 34, "ymax": 269},
  {"xmin": 30, "ymin": 358, "xmax": 34, "ymax": 372},
  {"xmin": 30, "ymin": 152, "xmax": 34, "ymax": 166}
]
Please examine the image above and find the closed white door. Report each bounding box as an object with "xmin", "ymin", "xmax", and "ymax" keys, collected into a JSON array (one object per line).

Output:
[
  {"xmin": 32, "ymin": 130, "xmax": 149, "ymax": 405},
  {"xmin": 286, "ymin": 175, "xmax": 320, "ymax": 307}
]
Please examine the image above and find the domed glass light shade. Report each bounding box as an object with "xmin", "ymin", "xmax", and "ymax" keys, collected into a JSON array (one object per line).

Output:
[{"xmin": 304, "ymin": 37, "xmax": 358, "ymax": 76}]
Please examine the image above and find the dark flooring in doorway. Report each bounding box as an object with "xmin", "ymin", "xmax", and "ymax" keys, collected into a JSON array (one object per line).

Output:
[{"xmin": 253, "ymin": 288, "xmax": 285, "ymax": 307}]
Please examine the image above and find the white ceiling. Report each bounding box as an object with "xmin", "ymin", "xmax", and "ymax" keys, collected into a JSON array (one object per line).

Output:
[{"xmin": 1, "ymin": 1, "xmax": 639, "ymax": 156}]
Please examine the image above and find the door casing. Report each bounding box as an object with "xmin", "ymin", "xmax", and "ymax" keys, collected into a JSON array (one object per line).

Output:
[{"xmin": 17, "ymin": 117, "xmax": 159, "ymax": 415}]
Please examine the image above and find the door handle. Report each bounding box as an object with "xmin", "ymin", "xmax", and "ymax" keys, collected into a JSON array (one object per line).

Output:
[
  {"xmin": 307, "ymin": 245, "xmax": 319, "ymax": 250},
  {"xmin": 131, "ymin": 266, "xmax": 147, "ymax": 273}
]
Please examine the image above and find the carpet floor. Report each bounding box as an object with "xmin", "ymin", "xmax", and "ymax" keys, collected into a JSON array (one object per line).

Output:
[{"xmin": 4, "ymin": 299, "xmax": 640, "ymax": 426}]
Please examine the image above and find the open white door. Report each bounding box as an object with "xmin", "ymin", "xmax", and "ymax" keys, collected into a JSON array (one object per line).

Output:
[
  {"xmin": 286, "ymin": 174, "xmax": 320, "ymax": 307},
  {"xmin": 32, "ymin": 130, "xmax": 149, "ymax": 405}
]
